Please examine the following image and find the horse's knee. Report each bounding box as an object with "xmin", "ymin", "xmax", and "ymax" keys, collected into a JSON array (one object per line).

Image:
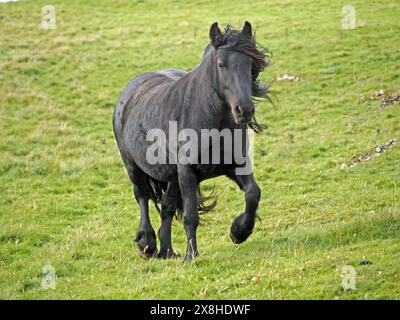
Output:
[
  {"xmin": 183, "ymin": 213, "xmax": 199, "ymax": 229},
  {"xmin": 160, "ymin": 205, "xmax": 174, "ymax": 220},
  {"xmin": 160, "ymin": 195, "xmax": 177, "ymax": 219},
  {"xmin": 133, "ymin": 185, "xmax": 148, "ymax": 203}
]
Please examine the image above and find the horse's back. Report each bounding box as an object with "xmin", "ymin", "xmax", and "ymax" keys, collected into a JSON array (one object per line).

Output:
[{"xmin": 113, "ymin": 68, "xmax": 186, "ymax": 141}]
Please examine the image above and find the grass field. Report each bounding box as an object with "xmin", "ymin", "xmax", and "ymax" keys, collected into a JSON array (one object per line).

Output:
[{"xmin": 1, "ymin": 0, "xmax": 399, "ymax": 299}]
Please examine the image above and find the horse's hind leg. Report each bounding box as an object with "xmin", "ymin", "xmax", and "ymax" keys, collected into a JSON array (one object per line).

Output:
[
  {"xmin": 178, "ymin": 164, "xmax": 200, "ymax": 261},
  {"xmin": 126, "ymin": 163, "xmax": 157, "ymax": 258},
  {"xmin": 157, "ymin": 182, "xmax": 180, "ymax": 259},
  {"xmin": 228, "ymin": 173, "xmax": 261, "ymax": 244}
]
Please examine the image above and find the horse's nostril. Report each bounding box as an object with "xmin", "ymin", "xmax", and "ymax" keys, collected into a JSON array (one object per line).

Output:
[
  {"xmin": 235, "ymin": 106, "xmax": 243, "ymax": 116},
  {"xmin": 234, "ymin": 106, "xmax": 253, "ymax": 123}
]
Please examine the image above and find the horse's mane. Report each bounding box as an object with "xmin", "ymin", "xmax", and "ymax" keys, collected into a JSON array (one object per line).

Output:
[{"xmin": 211, "ymin": 25, "xmax": 272, "ymax": 133}]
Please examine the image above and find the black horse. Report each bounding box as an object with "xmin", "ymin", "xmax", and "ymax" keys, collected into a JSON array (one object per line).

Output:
[{"xmin": 113, "ymin": 22, "xmax": 269, "ymax": 260}]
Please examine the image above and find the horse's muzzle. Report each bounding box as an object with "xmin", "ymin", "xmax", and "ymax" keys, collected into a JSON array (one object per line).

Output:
[{"xmin": 233, "ymin": 105, "xmax": 254, "ymax": 124}]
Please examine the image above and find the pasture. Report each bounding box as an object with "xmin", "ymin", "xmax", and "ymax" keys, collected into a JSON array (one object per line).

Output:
[{"xmin": 0, "ymin": 0, "xmax": 399, "ymax": 299}]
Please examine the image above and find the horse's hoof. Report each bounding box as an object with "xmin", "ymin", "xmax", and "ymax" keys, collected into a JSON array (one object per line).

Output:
[
  {"xmin": 157, "ymin": 249, "xmax": 180, "ymax": 259},
  {"xmin": 230, "ymin": 213, "xmax": 254, "ymax": 244},
  {"xmin": 135, "ymin": 229, "xmax": 157, "ymax": 259},
  {"xmin": 138, "ymin": 247, "xmax": 158, "ymax": 259}
]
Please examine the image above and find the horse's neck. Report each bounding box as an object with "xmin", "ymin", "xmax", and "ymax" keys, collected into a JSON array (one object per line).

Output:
[{"xmin": 182, "ymin": 51, "xmax": 226, "ymax": 122}]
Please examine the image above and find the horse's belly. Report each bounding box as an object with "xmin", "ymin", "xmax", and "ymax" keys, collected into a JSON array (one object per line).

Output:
[
  {"xmin": 136, "ymin": 156, "xmax": 178, "ymax": 182},
  {"xmin": 125, "ymin": 129, "xmax": 178, "ymax": 182}
]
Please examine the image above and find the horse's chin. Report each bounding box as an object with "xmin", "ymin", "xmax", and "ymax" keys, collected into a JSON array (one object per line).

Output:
[{"xmin": 232, "ymin": 115, "xmax": 251, "ymax": 125}]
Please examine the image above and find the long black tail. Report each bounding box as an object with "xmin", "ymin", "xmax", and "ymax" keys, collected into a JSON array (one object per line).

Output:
[{"xmin": 145, "ymin": 175, "xmax": 217, "ymax": 218}]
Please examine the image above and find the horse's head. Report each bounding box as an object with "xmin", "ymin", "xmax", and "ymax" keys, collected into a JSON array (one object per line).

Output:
[{"xmin": 209, "ymin": 22, "xmax": 268, "ymax": 125}]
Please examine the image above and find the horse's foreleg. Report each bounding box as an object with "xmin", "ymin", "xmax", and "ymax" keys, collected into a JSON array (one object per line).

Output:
[
  {"xmin": 157, "ymin": 182, "xmax": 180, "ymax": 259},
  {"xmin": 178, "ymin": 164, "xmax": 199, "ymax": 261},
  {"xmin": 229, "ymin": 173, "xmax": 261, "ymax": 244}
]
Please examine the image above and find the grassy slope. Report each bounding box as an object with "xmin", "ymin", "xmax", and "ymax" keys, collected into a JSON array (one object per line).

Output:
[{"xmin": 0, "ymin": 0, "xmax": 399, "ymax": 299}]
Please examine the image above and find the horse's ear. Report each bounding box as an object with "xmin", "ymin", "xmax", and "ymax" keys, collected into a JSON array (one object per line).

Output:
[
  {"xmin": 242, "ymin": 21, "xmax": 252, "ymax": 38},
  {"xmin": 209, "ymin": 22, "xmax": 222, "ymax": 45}
]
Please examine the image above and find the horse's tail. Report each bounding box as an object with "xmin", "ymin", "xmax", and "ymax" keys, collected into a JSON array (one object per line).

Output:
[
  {"xmin": 196, "ymin": 186, "xmax": 218, "ymax": 214},
  {"xmin": 146, "ymin": 175, "xmax": 217, "ymax": 218},
  {"xmin": 146, "ymin": 176, "xmax": 166, "ymax": 213}
]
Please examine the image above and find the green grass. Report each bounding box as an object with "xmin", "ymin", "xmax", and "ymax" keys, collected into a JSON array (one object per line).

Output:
[{"xmin": 1, "ymin": 0, "xmax": 399, "ymax": 299}]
